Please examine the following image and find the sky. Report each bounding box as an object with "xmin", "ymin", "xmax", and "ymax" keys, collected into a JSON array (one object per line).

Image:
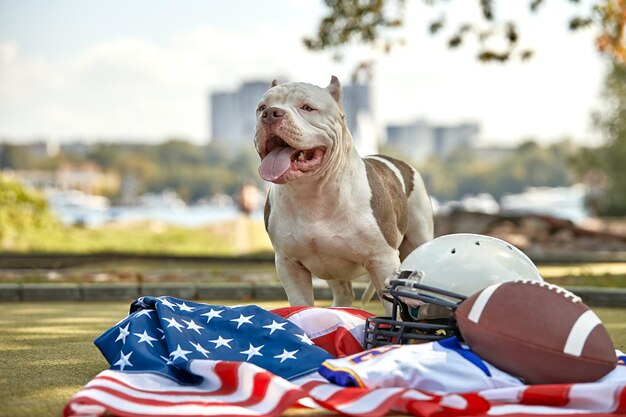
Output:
[{"xmin": 0, "ymin": 0, "xmax": 611, "ymax": 147}]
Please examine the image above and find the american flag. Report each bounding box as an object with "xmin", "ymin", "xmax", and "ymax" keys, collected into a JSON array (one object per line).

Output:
[
  {"xmin": 64, "ymin": 297, "xmax": 626, "ymax": 417},
  {"xmin": 95, "ymin": 296, "xmax": 332, "ymax": 382}
]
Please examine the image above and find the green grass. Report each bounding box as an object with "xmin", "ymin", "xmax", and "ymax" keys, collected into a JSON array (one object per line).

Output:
[
  {"xmin": 1, "ymin": 301, "xmax": 625, "ymax": 417},
  {"xmin": 3, "ymin": 218, "xmax": 274, "ymax": 256},
  {"xmin": 539, "ymin": 264, "xmax": 626, "ymax": 287},
  {"xmin": 0, "ymin": 301, "xmax": 290, "ymax": 417}
]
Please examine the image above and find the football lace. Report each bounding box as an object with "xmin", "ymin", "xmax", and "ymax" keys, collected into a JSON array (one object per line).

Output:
[{"xmin": 514, "ymin": 279, "xmax": 582, "ymax": 303}]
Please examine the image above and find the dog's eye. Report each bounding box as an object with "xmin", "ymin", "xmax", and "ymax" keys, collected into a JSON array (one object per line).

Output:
[
  {"xmin": 301, "ymin": 104, "xmax": 315, "ymax": 112},
  {"xmin": 257, "ymin": 104, "xmax": 266, "ymax": 112}
]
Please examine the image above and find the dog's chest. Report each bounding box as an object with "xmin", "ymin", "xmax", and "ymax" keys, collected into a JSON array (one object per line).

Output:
[{"xmin": 269, "ymin": 205, "xmax": 376, "ymax": 280}]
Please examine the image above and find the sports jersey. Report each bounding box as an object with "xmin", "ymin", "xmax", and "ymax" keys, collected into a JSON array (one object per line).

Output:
[{"xmin": 318, "ymin": 336, "xmax": 524, "ymax": 393}]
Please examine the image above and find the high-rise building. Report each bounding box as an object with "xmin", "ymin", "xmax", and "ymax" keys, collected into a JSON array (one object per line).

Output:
[
  {"xmin": 386, "ymin": 120, "xmax": 435, "ymax": 164},
  {"xmin": 342, "ymin": 83, "xmax": 379, "ymax": 156},
  {"xmin": 433, "ymin": 123, "xmax": 479, "ymax": 159},
  {"xmin": 386, "ymin": 120, "xmax": 480, "ymax": 164},
  {"xmin": 210, "ymin": 81, "xmax": 269, "ymax": 147}
]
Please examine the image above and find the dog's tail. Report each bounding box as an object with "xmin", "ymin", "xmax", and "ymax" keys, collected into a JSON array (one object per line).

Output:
[{"xmin": 360, "ymin": 281, "xmax": 378, "ymax": 309}]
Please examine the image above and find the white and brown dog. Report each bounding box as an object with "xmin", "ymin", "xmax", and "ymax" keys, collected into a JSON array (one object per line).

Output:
[{"xmin": 254, "ymin": 76, "xmax": 433, "ymax": 309}]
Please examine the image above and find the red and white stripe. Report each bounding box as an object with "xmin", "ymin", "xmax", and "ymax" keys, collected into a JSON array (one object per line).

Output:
[
  {"xmin": 481, "ymin": 381, "xmax": 626, "ymax": 415},
  {"xmin": 64, "ymin": 361, "xmax": 306, "ymax": 417},
  {"xmin": 271, "ymin": 306, "xmax": 373, "ymax": 357},
  {"xmin": 66, "ymin": 359, "xmax": 626, "ymax": 417},
  {"xmin": 64, "ymin": 360, "xmax": 480, "ymax": 417}
]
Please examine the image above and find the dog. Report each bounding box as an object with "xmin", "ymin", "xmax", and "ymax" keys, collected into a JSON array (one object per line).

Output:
[{"xmin": 254, "ymin": 76, "xmax": 434, "ymax": 310}]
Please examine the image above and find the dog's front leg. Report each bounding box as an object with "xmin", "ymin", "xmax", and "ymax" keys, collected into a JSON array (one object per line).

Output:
[
  {"xmin": 275, "ymin": 254, "xmax": 314, "ymax": 306},
  {"xmin": 365, "ymin": 256, "xmax": 401, "ymax": 316}
]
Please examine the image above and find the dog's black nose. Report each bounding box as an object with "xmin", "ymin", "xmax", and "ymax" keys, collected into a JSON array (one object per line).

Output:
[{"xmin": 261, "ymin": 107, "xmax": 285, "ymax": 124}]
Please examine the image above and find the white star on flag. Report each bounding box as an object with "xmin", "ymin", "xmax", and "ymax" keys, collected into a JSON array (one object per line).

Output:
[
  {"xmin": 159, "ymin": 355, "xmax": 174, "ymax": 366},
  {"xmin": 115, "ymin": 323, "xmax": 130, "ymax": 344},
  {"xmin": 240, "ymin": 343, "xmax": 264, "ymax": 360},
  {"xmin": 263, "ymin": 320, "xmax": 287, "ymax": 335},
  {"xmin": 162, "ymin": 317, "xmax": 184, "ymax": 332},
  {"xmin": 114, "ymin": 351, "xmax": 133, "ymax": 370},
  {"xmin": 209, "ymin": 335, "xmax": 233, "ymax": 349},
  {"xmin": 182, "ymin": 319, "xmax": 203, "ymax": 334},
  {"xmin": 189, "ymin": 341, "xmax": 210, "ymax": 358},
  {"xmin": 230, "ymin": 314, "xmax": 254, "ymax": 329},
  {"xmin": 133, "ymin": 309, "xmax": 154, "ymax": 318},
  {"xmin": 134, "ymin": 330, "xmax": 158, "ymax": 347},
  {"xmin": 274, "ymin": 349, "xmax": 298, "ymax": 363},
  {"xmin": 295, "ymin": 332, "xmax": 315, "ymax": 345},
  {"xmin": 158, "ymin": 297, "xmax": 177, "ymax": 310},
  {"xmin": 201, "ymin": 308, "xmax": 224, "ymax": 323},
  {"xmin": 177, "ymin": 302, "xmax": 195, "ymax": 312},
  {"xmin": 169, "ymin": 344, "xmax": 192, "ymax": 361}
]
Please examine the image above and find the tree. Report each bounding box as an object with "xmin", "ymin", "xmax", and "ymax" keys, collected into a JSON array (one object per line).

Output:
[
  {"xmin": 0, "ymin": 144, "xmax": 37, "ymax": 169},
  {"xmin": 304, "ymin": 0, "xmax": 626, "ymax": 65},
  {"xmin": 593, "ymin": 61, "xmax": 626, "ymax": 215},
  {"xmin": 412, "ymin": 140, "xmax": 575, "ymax": 201}
]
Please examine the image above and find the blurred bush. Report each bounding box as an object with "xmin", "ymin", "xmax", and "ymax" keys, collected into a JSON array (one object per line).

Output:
[{"xmin": 0, "ymin": 176, "xmax": 58, "ymax": 248}]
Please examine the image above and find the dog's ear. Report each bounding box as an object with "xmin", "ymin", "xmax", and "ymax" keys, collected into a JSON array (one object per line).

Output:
[
  {"xmin": 271, "ymin": 79, "xmax": 279, "ymax": 88},
  {"xmin": 327, "ymin": 75, "xmax": 342, "ymax": 103}
]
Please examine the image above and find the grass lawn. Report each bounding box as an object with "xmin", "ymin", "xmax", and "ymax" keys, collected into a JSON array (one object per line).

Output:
[
  {"xmin": 1, "ymin": 300, "xmax": 625, "ymax": 417},
  {"xmin": 3, "ymin": 218, "xmax": 274, "ymax": 256}
]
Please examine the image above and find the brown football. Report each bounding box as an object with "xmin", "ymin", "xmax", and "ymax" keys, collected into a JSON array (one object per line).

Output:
[{"xmin": 455, "ymin": 280, "xmax": 616, "ymax": 384}]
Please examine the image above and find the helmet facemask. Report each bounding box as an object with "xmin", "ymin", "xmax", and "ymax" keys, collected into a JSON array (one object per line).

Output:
[{"xmin": 364, "ymin": 272, "xmax": 467, "ymax": 349}]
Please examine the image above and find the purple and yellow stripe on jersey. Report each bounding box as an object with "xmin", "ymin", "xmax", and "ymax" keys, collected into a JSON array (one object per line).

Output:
[{"xmin": 318, "ymin": 345, "xmax": 402, "ymax": 387}]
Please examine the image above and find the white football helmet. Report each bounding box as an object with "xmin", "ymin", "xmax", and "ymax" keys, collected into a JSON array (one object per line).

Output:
[{"xmin": 364, "ymin": 233, "xmax": 544, "ymax": 348}]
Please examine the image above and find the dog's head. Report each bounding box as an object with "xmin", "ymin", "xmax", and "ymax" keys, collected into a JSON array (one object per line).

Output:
[{"xmin": 254, "ymin": 76, "xmax": 349, "ymax": 184}]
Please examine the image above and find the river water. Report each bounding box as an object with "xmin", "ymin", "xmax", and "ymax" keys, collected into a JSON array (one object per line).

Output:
[{"xmin": 52, "ymin": 204, "xmax": 263, "ymax": 228}]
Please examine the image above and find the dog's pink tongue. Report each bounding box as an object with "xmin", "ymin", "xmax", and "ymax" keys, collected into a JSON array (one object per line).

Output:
[{"xmin": 258, "ymin": 146, "xmax": 299, "ymax": 181}]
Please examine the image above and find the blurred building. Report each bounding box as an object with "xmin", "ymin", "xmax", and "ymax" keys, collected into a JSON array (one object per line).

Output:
[
  {"xmin": 60, "ymin": 141, "xmax": 93, "ymax": 157},
  {"xmin": 209, "ymin": 80, "xmax": 379, "ymax": 155},
  {"xmin": 210, "ymin": 81, "xmax": 270, "ymax": 149},
  {"xmin": 341, "ymin": 83, "xmax": 379, "ymax": 156},
  {"xmin": 386, "ymin": 120, "xmax": 435, "ymax": 163},
  {"xmin": 386, "ymin": 120, "xmax": 480, "ymax": 164}
]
